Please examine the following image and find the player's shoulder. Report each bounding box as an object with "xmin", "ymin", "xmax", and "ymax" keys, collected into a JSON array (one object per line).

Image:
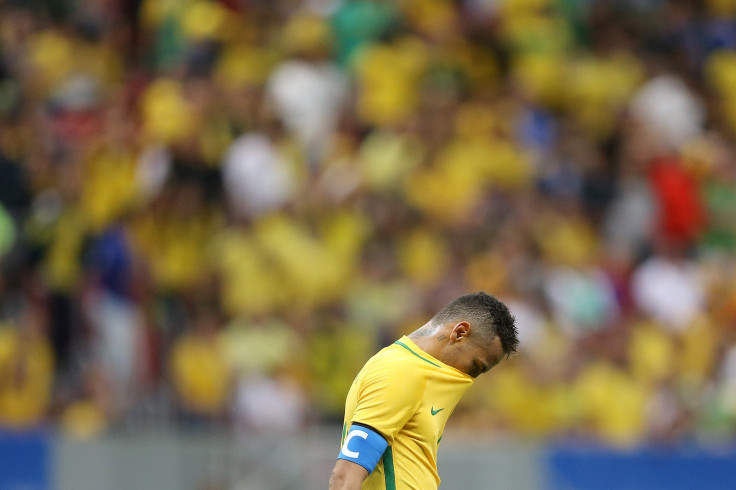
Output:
[
  {"xmin": 350, "ymin": 342, "xmax": 433, "ymax": 403},
  {"xmin": 361, "ymin": 341, "xmax": 429, "ymax": 381},
  {"xmin": 367, "ymin": 341, "xmax": 413, "ymax": 366}
]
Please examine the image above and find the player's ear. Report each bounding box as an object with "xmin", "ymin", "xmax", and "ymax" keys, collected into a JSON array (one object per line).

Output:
[{"xmin": 451, "ymin": 322, "xmax": 470, "ymax": 341}]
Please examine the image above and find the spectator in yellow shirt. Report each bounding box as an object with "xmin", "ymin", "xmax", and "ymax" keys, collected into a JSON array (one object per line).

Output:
[
  {"xmin": 0, "ymin": 309, "xmax": 54, "ymax": 430},
  {"xmin": 170, "ymin": 308, "xmax": 230, "ymax": 426}
]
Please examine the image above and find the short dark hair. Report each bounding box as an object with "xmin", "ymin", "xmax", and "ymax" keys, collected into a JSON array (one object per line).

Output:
[{"xmin": 431, "ymin": 292, "xmax": 519, "ymax": 356}]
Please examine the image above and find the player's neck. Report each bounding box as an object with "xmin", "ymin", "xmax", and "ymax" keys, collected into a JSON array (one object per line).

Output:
[{"xmin": 407, "ymin": 323, "xmax": 445, "ymax": 361}]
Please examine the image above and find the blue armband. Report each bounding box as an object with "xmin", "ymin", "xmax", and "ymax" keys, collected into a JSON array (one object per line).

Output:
[{"xmin": 337, "ymin": 423, "xmax": 388, "ymax": 473}]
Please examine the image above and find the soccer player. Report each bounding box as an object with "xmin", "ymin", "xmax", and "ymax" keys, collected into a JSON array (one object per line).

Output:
[{"xmin": 328, "ymin": 292, "xmax": 519, "ymax": 490}]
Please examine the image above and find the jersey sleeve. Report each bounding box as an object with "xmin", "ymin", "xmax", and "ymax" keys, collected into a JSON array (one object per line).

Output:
[{"xmin": 350, "ymin": 357, "xmax": 426, "ymax": 444}]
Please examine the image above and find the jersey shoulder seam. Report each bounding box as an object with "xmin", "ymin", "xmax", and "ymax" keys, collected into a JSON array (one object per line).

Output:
[{"xmin": 393, "ymin": 340, "xmax": 441, "ymax": 368}]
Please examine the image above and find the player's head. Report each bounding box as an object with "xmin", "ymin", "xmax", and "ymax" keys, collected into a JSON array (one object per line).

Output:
[{"xmin": 430, "ymin": 292, "xmax": 518, "ymax": 378}]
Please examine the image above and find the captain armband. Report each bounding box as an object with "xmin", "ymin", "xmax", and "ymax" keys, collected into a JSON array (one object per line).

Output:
[{"xmin": 337, "ymin": 423, "xmax": 388, "ymax": 473}]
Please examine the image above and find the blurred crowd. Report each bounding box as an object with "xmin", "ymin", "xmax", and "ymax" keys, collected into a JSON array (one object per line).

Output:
[{"xmin": 1, "ymin": 0, "xmax": 736, "ymax": 447}]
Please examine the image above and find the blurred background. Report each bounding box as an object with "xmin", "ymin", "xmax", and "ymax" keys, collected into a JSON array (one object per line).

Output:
[{"xmin": 1, "ymin": 0, "xmax": 736, "ymax": 488}]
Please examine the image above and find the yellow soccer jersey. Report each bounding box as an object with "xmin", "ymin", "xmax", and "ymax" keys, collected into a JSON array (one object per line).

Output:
[{"xmin": 341, "ymin": 336, "xmax": 474, "ymax": 489}]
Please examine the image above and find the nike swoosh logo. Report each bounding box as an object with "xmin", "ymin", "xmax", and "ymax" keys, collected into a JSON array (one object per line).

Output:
[{"xmin": 431, "ymin": 406, "xmax": 444, "ymax": 416}]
